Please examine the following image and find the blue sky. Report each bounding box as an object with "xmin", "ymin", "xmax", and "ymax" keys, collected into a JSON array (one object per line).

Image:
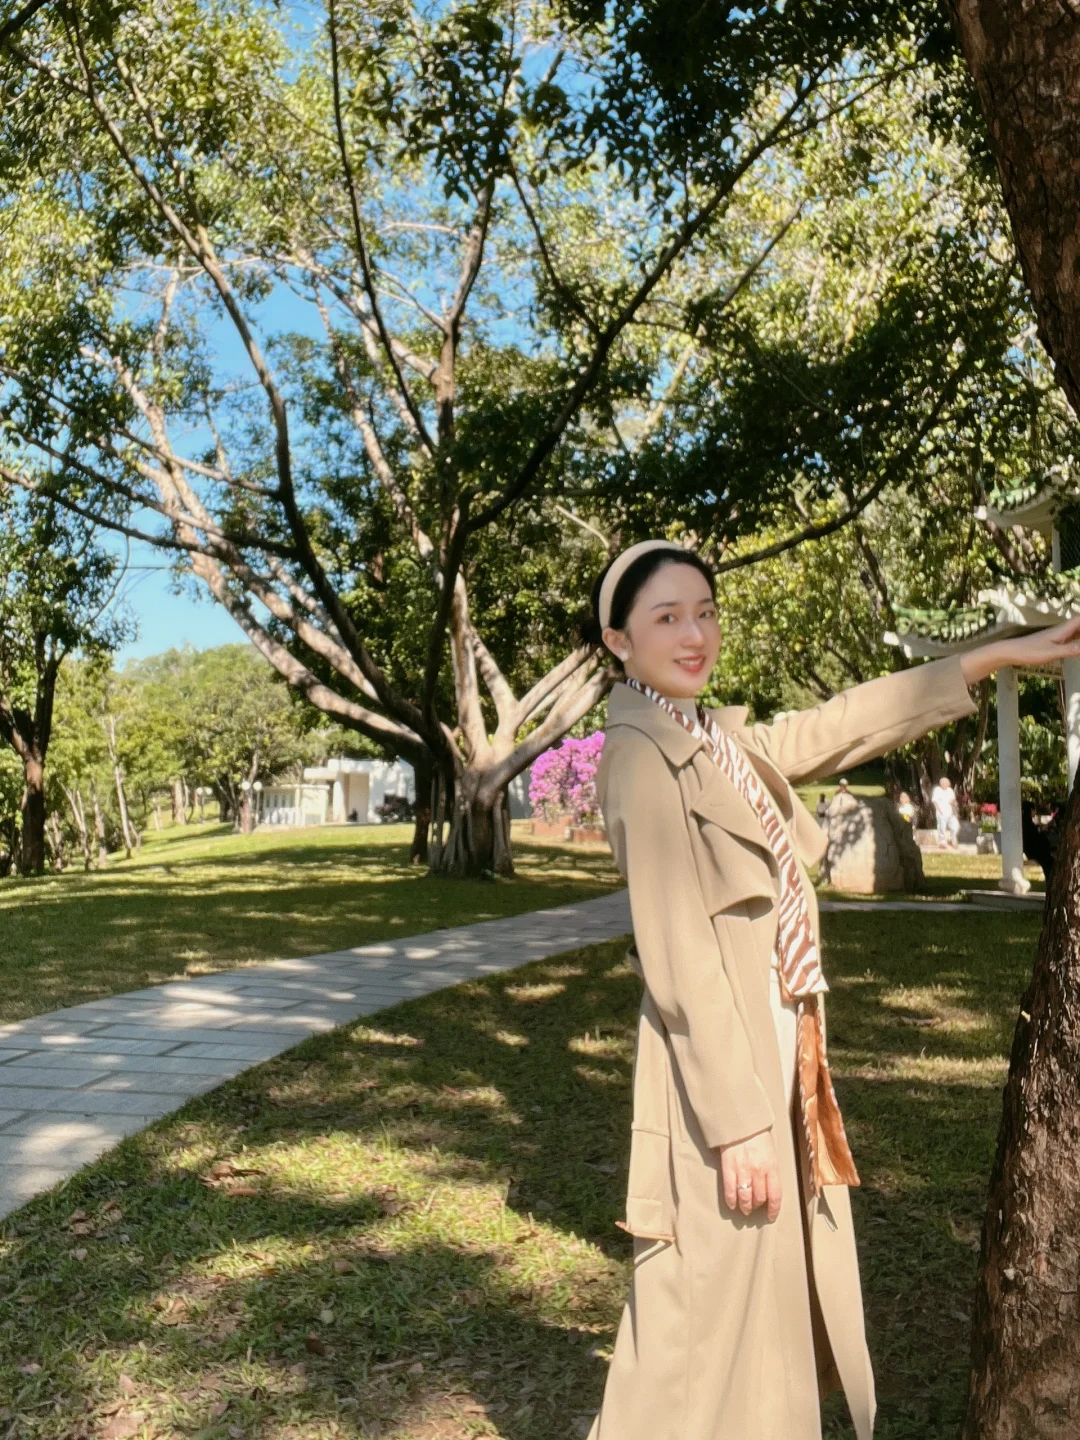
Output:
[{"xmin": 115, "ymin": 553, "xmax": 246, "ymax": 662}]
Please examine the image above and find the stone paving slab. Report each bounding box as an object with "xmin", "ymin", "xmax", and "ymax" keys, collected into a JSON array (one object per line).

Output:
[{"xmin": 0, "ymin": 890, "xmax": 632, "ymax": 1220}]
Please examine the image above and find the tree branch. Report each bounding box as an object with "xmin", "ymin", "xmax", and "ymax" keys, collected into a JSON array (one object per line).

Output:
[{"xmin": 469, "ymin": 73, "xmax": 821, "ymax": 531}]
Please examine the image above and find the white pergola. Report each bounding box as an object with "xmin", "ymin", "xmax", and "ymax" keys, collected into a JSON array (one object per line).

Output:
[{"xmin": 886, "ymin": 487, "xmax": 1080, "ymax": 895}]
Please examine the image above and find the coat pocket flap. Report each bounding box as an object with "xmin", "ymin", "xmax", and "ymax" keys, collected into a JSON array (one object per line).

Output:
[
  {"xmin": 690, "ymin": 782, "xmax": 774, "ymax": 855},
  {"xmin": 688, "ymin": 812, "xmax": 778, "ymax": 915},
  {"xmin": 623, "ymin": 1125, "xmax": 675, "ymax": 1242}
]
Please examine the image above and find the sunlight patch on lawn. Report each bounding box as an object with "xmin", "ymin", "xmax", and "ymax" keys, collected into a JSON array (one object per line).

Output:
[
  {"xmin": 505, "ymin": 981, "xmax": 567, "ymax": 1002},
  {"xmin": 880, "ymin": 982, "xmax": 995, "ymax": 1035}
]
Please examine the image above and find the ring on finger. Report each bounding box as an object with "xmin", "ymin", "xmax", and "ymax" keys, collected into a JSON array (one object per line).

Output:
[{"xmin": 737, "ymin": 1181, "xmax": 753, "ymax": 1192}]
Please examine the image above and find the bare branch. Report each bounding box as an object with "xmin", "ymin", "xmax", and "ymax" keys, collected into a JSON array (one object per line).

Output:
[
  {"xmin": 517, "ymin": 644, "xmax": 597, "ymax": 724},
  {"xmin": 327, "ymin": 0, "xmax": 436, "ymax": 455},
  {"xmin": 554, "ymin": 504, "xmax": 610, "ymax": 549},
  {"xmin": 481, "ymin": 663, "xmax": 615, "ymax": 801}
]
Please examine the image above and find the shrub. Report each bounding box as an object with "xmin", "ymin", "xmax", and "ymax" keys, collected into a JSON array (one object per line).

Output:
[{"xmin": 529, "ymin": 732, "xmax": 605, "ymax": 825}]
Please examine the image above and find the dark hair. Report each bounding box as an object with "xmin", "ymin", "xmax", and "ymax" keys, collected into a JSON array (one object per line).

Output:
[{"xmin": 581, "ymin": 549, "xmax": 717, "ymax": 665}]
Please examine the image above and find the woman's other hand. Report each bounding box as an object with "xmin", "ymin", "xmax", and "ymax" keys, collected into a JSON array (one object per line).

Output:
[
  {"xmin": 962, "ymin": 615, "xmax": 1080, "ymax": 685},
  {"xmin": 719, "ymin": 1129, "xmax": 782, "ymax": 1222}
]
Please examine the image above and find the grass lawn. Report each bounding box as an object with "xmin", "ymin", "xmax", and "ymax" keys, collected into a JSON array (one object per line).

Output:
[
  {"xmin": 818, "ymin": 850, "xmax": 1046, "ymax": 902},
  {"xmin": 0, "ymin": 901, "xmax": 1039, "ymax": 1439},
  {"xmin": 0, "ymin": 823, "xmax": 619, "ymax": 1026}
]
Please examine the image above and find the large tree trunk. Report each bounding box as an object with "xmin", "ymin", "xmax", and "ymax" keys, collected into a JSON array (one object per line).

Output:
[
  {"xmin": 964, "ymin": 777, "xmax": 1080, "ymax": 1436},
  {"xmin": 18, "ymin": 752, "xmax": 46, "ymax": 875},
  {"xmin": 429, "ymin": 765, "xmax": 513, "ymax": 878},
  {"xmin": 947, "ymin": 0, "xmax": 1080, "ymax": 417}
]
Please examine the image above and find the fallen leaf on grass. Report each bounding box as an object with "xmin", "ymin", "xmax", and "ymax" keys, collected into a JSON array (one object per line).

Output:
[
  {"xmin": 304, "ymin": 1334, "xmax": 326, "ymax": 1356},
  {"xmin": 209, "ymin": 1400, "xmax": 229, "ymax": 1419},
  {"xmin": 223, "ymin": 1185, "xmax": 259, "ymax": 1198},
  {"xmin": 117, "ymin": 1375, "xmax": 137, "ymax": 1397},
  {"xmin": 73, "ymin": 1248, "xmax": 88, "ymax": 1262},
  {"xmin": 331, "ymin": 1259, "xmax": 354, "ymax": 1274},
  {"xmin": 201, "ymin": 1159, "xmax": 265, "ymax": 1188},
  {"xmin": 100, "ymin": 1412, "xmax": 145, "ymax": 1439},
  {"xmin": 17, "ymin": 1361, "xmax": 41, "ymax": 1375}
]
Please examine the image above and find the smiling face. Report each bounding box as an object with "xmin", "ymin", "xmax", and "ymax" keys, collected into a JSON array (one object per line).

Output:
[{"xmin": 602, "ymin": 560, "xmax": 721, "ymax": 698}]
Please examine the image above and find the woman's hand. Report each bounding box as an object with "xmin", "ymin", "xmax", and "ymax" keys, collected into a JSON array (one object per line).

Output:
[
  {"xmin": 718, "ymin": 1128, "xmax": 782, "ymax": 1222},
  {"xmin": 962, "ymin": 616, "xmax": 1080, "ymax": 686}
]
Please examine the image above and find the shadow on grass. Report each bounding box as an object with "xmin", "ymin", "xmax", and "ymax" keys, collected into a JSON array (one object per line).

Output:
[{"xmin": 0, "ymin": 906, "xmax": 1043, "ymax": 1439}]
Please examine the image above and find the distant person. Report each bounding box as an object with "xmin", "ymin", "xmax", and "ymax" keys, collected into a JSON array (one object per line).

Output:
[
  {"xmin": 930, "ymin": 776, "xmax": 960, "ymax": 848},
  {"xmin": 815, "ymin": 792, "xmax": 830, "ymax": 824},
  {"xmin": 897, "ymin": 791, "xmax": 917, "ymax": 828}
]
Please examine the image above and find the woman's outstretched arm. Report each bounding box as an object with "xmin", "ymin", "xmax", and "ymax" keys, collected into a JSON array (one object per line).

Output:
[{"xmin": 744, "ymin": 617, "xmax": 1080, "ymax": 786}]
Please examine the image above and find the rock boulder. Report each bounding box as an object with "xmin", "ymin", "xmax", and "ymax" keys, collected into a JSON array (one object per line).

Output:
[{"xmin": 818, "ymin": 792, "xmax": 924, "ymax": 894}]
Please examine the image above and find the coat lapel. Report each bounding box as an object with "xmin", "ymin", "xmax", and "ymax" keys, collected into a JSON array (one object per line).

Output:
[{"xmin": 607, "ymin": 685, "xmax": 772, "ymax": 857}]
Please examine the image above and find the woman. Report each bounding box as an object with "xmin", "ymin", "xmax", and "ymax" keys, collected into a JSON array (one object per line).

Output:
[{"xmin": 583, "ymin": 539, "xmax": 1080, "ymax": 1440}]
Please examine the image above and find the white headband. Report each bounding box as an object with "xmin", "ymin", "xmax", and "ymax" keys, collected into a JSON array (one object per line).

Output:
[{"xmin": 598, "ymin": 539, "xmax": 687, "ymax": 630}]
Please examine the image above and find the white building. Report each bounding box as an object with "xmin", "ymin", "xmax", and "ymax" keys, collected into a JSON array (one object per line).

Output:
[{"xmin": 259, "ymin": 758, "xmax": 415, "ymax": 827}]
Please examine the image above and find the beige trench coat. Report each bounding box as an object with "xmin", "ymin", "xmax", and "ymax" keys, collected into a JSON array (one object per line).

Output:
[{"xmin": 587, "ymin": 658, "xmax": 976, "ymax": 1440}]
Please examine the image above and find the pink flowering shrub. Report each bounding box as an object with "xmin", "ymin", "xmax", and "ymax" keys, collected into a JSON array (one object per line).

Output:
[{"xmin": 529, "ymin": 732, "xmax": 605, "ymax": 825}]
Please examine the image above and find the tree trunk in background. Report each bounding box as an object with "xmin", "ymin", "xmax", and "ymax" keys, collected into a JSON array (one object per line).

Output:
[
  {"xmin": 90, "ymin": 780, "xmax": 108, "ymax": 864},
  {"xmin": 171, "ymin": 778, "xmax": 187, "ymax": 824},
  {"xmin": 106, "ymin": 716, "xmax": 135, "ymax": 858},
  {"xmin": 430, "ymin": 765, "xmax": 513, "ymax": 878},
  {"xmin": 947, "ymin": 0, "xmax": 1080, "ymax": 417},
  {"xmin": 46, "ymin": 811, "xmax": 65, "ymax": 870},
  {"xmin": 18, "ymin": 752, "xmax": 46, "ymax": 875},
  {"xmin": 410, "ymin": 754, "xmax": 432, "ymax": 866},
  {"xmin": 62, "ymin": 783, "xmax": 92, "ymax": 871},
  {"xmin": 964, "ymin": 777, "xmax": 1080, "ymax": 1436}
]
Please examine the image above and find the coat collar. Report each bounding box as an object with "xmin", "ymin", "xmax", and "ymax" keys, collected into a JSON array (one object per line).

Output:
[
  {"xmin": 605, "ymin": 681, "xmax": 704, "ymax": 766},
  {"xmin": 605, "ymin": 683, "xmax": 752, "ymax": 762},
  {"xmin": 606, "ymin": 682, "xmax": 798, "ymax": 827}
]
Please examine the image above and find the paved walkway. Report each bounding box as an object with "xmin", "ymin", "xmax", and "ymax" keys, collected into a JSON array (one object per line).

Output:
[
  {"xmin": 0, "ymin": 891, "xmax": 631, "ymax": 1219},
  {"xmin": 0, "ymin": 885, "xmax": 1022, "ymax": 1218}
]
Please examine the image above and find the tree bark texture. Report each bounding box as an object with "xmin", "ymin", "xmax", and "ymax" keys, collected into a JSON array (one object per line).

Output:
[
  {"xmin": 410, "ymin": 754, "xmax": 432, "ymax": 867},
  {"xmin": 947, "ymin": 0, "xmax": 1080, "ymax": 416},
  {"xmin": 18, "ymin": 752, "xmax": 46, "ymax": 874},
  {"xmin": 964, "ymin": 777, "xmax": 1080, "ymax": 1438},
  {"xmin": 428, "ymin": 765, "xmax": 513, "ymax": 878}
]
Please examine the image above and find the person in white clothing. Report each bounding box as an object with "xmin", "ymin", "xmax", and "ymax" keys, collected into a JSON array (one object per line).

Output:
[{"xmin": 930, "ymin": 776, "xmax": 960, "ymax": 848}]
